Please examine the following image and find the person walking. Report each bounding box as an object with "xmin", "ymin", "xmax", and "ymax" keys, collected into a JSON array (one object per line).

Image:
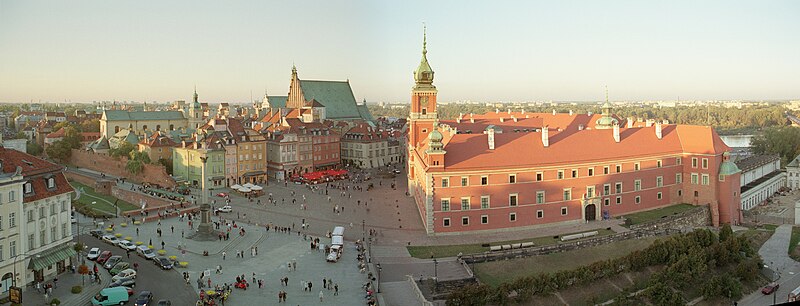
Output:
[
  {"xmin": 319, "ymin": 290, "xmax": 324, "ymax": 302},
  {"xmin": 334, "ymin": 283, "xmax": 338, "ymax": 296},
  {"xmin": 222, "ymin": 251, "xmax": 226, "ymax": 260}
]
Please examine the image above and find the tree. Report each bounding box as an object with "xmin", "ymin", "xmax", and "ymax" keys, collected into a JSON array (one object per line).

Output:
[
  {"xmin": 719, "ymin": 224, "xmax": 733, "ymax": 242},
  {"xmin": 14, "ymin": 132, "xmax": 26, "ymax": 140},
  {"xmin": 109, "ymin": 142, "xmax": 135, "ymax": 158},
  {"xmin": 62, "ymin": 126, "xmax": 82, "ymax": 149},
  {"xmin": 126, "ymin": 160, "xmax": 144, "ymax": 175},
  {"xmin": 26, "ymin": 142, "xmax": 43, "ymax": 156},
  {"xmin": 78, "ymin": 264, "xmax": 90, "ymax": 285},
  {"xmin": 45, "ymin": 141, "xmax": 72, "ymax": 162},
  {"xmin": 751, "ymin": 126, "xmax": 800, "ymax": 166},
  {"xmin": 158, "ymin": 158, "xmax": 174, "ymax": 175},
  {"xmin": 80, "ymin": 119, "xmax": 100, "ymax": 132}
]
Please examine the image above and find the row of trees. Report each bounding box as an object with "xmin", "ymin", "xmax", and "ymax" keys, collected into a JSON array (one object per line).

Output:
[
  {"xmin": 108, "ymin": 142, "xmax": 151, "ymax": 175},
  {"xmin": 368, "ymin": 104, "xmax": 789, "ymax": 135},
  {"xmin": 446, "ymin": 225, "xmax": 761, "ymax": 306},
  {"xmin": 750, "ymin": 126, "xmax": 800, "ymax": 167}
]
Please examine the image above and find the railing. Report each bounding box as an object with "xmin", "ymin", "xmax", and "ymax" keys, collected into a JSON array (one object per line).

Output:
[{"xmin": 406, "ymin": 275, "xmax": 435, "ymax": 306}]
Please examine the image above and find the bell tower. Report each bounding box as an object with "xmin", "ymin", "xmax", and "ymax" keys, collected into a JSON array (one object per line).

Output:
[{"xmin": 409, "ymin": 25, "xmax": 438, "ymax": 149}]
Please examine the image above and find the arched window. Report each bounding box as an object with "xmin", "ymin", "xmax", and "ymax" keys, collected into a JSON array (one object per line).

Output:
[
  {"xmin": 156, "ymin": 125, "xmax": 161, "ymax": 131},
  {"xmin": 1, "ymin": 273, "xmax": 12, "ymax": 294},
  {"xmin": 142, "ymin": 125, "xmax": 148, "ymax": 131},
  {"xmin": 169, "ymin": 124, "xmax": 174, "ymax": 131}
]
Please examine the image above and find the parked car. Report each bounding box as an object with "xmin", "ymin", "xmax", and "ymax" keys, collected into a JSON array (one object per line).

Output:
[
  {"xmin": 155, "ymin": 257, "xmax": 173, "ymax": 270},
  {"xmin": 156, "ymin": 300, "xmax": 171, "ymax": 306},
  {"xmin": 90, "ymin": 229, "xmax": 104, "ymax": 238},
  {"xmin": 87, "ymin": 248, "xmax": 101, "ymax": 260},
  {"xmin": 102, "ymin": 235, "xmax": 119, "ymax": 245},
  {"xmin": 134, "ymin": 291, "xmax": 153, "ymax": 306},
  {"xmin": 91, "ymin": 287, "xmax": 129, "ymax": 306},
  {"xmin": 216, "ymin": 192, "xmax": 228, "ymax": 197},
  {"xmin": 123, "ymin": 286, "xmax": 135, "ymax": 296},
  {"xmin": 104, "ymin": 256, "xmax": 122, "ymax": 269},
  {"xmin": 118, "ymin": 240, "xmax": 136, "ymax": 251},
  {"xmin": 109, "ymin": 262, "xmax": 131, "ymax": 275},
  {"xmin": 763, "ymin": 282, "xmax": 780, "ymax": 295},
  {"xmin": 96, "ymin": 251, "xmax": 113, "ymax": 265},
  {"xmin": 392, "ymin": 169, "xmax": 401, "ymax": 174},
  {"xmin": 216, "ymin": 205, "xmax": 232, "ymax": 213},
  {"xmin": 136, "ymin": 245, "xmax": 156, "ymax": 260},
  {"xmin": 111, "ymin": 269, "xmax": 137, "ymax": 282},
  {"xmin": 108, "ymin": 277, "xmax": 136, "ymax": 289}
]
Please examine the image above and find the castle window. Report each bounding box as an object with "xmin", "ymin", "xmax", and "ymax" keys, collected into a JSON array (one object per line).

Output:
[
  {"xmin": 702, "ymin": 158, "xmax": 709, "ymax": 169},
  {"xmin": 480, "ymin": 196, "xmax": 490, "ymax": 209},
  {"xmin": 603, "ymin": 184, "xmax": 611, "ymax": 196},
  {"xmin": 603, "ymin": 166, "xmax": 609, "ymax": 174},
  {"xmin": 657, "ymin": 160, "xmax": 662, "ymax": 168},
  {"xmin": 634, "ymin": 163, "xmax": 640, "ymax": 171},
  {"xmin": 509, "ymin": 194, "xmax": 518, "ymax": 206},
  {"xmin": 657, "ymin": 192, "xmax": 663, "ymax": 200},
  {"xmin": 571, "ymin": 169, "xmax": 577, "ymax": 178},
  {"xmin": 676, "ymin": 157, "xmax": 682, "ymax": 165},
  {"xmin": 635, "ymin": 196, "xmax": 641, "ymax": 204},
  {"xmin": 421, "ymin": 108, "xmax": 427, "ymax": 115},
  {"xmin": 588, "ymin": 168, "xmax": 594, "ymax": 176},
  {"xmin": 481, "ymin": 176, "xmax": 488, "ymax": 185},
  {"xmin": 509, "ymin": 174, "xmax": 516, "ymax": 183},
  {"xmin": 462, "ymin": 217, "xmax": 469, "ymax": 226},
  {"xmin": 443, "ymin": 218, "xmax": 450, "ymax": 227},
  {"xmin": 615, "ymin": 165, "xmax": 622, "ymax": 173},
  {"xmin": 537, "ymin": 210, "xmax": 544, "ymax": 219},
  {"xmin": 561, "ymin": 207, "xmax": 568, "ymax": 215},
  {"xmin": 460, "ymin": 198, "xmax": 470, "ymax": 210},
  {"xmin": 47, "ymin": 177, "xmax": 56, "ymax": 189},
  {"xmin": 694, "ymin": 191, "xmax": 699, "ymax": 197},
  {"xmin": 441, "ymin": 199, "xmax": 450, "ymax": 212},
  {"xmin": 461, "ymin": 177, "xmax": 468, "ymax": 187},
  {"xmin": 676, "ymin": 173, "xmax": 683, "ymax": 184},
  {"xmin": 441, "ymin": 178, "xmax": 449, "ymax": 188},
  {"xmin": 701, "ymin": 174, "xmax": 709, "ymax": 185},
  {"xmin": 656, "ymin": 176, "xmax": 663, "ymax": 187},
  {"xmin": 616, "ymin": 196, "xmax": 622, "ymax": 204},
  {"xmin": 604, "ymin": 198, "xmax": 610, "ymax": 206},
  {"xmin": 536, "ymin": 172, "xmax": 543, "ymax": 181},
  {"xmin": 24, "ymin": 182, "xmax": 33, "ymax": 194},
  {"xmin": 692, "ymin": 158, "xmax": 698, "ymax": 168},
  {"xmin": 509, "ymin": 213, "xmax": 517, "ymax": 222},
  {"xmin": 481, "ymin": 215, "xmax": 488, "ymax": 224},
  {"xmin": 634, "ymin": 180, "xmax": 641, "ymax": 191},
  {"xmin": 536, "ymin": 191, "xmax": 545, "ymax": 204},
  {"xmin": 557, "ymin": 170, "xmax": 564, "ymax": 180},
  {"xmin": 615, "ymin": 182, "xmax": 622, "ymax": 194},
  {"xmin": 563, "ymin": 189, "xmax": 572, "ymax": 201}
]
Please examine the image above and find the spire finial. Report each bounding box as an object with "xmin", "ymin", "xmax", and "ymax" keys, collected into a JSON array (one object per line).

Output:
[
  {"xmin": 422, "ymin": 23, "xmax": 427, "ymax": 55},
  {"xmin": 605, "ymin": 85, "xmax": 609, "ymax": 103}
]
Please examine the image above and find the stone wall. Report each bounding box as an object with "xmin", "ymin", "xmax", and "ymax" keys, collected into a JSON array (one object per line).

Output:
[
  {"xmin": 69, "ymin": 149, "xmax": 176, "ymax": 188},
  {"xmin": 628, "ymin": 205, "xmax": 711, "ymax": 231},
  {"xmin": 65, "ymin": 171, "xmax": 97, "ymax": 187}
]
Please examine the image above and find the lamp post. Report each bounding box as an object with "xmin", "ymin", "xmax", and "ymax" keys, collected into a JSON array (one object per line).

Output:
[
  {"xmin": 432, "ymin": 256, "xmax": 438, "ymax": 294},
  {"xmin": 368, "ymin": 237, "xmax": 372, "ymax": 263},
  {"xmin": 12, "ymin": 253, "xmax": 40, "ymax": 288},
  {"xmin": 376, "ymin": 263, "xmax": 382, "ymax": 293}
]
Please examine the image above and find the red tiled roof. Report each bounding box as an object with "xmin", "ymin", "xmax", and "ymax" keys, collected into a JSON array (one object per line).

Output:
[
  {"xmin": 441, "ymin": 113, "xmax": 614, "ymax": 133},
  {"xmin": 438, "ymin": 124, "xmax": 728, "ymax": 170},
  {"xmin": 46, "ymin": 127, "xmax": 66, "ymax": 138},
  {"xmin": 0, "ymin": 147, "xmax": 73, "ymax": 202}
]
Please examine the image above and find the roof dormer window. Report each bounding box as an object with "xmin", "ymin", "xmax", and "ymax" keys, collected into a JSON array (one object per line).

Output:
[
  {"xmin": 24, "ymin": 182, "xmax": 33, "ymax": 194},
  {"xmin": 47, "ymin": 177, "xmax": 56, "ymax": 189}
]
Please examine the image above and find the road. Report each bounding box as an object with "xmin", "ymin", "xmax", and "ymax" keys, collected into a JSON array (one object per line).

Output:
[
  {"xmin": 739, "ymin": 224, "xmax": 800, "ymax": 305},
  {"xmin": 76, "ymin": 227, "xmax": 197, "ymax": 305}
]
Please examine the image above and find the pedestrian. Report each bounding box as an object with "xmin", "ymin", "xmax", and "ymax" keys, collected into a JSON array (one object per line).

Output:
[
  {"xmin": 171, "ymin": 225, "xmax": 174, "ymax": 233},
  {"xmin": 222, "ymin": 251, "xmax": 226, "ymax": 260},
  {"xmin": 161, "ymin": 241, "xmax": 165, "ymax": 249},
  {"xmin": 319, "ymin": 290, "xmax": 324, "ymax": 302},
  {"xmin": 126, "ymin": 250, "xmax": 130, "ymax": 258},
  {"xmin": 53, "ymin": 277, "xmax": 58, "ymax": 289},
  {"xmin": 136, "ymin": 228, "xmax": 139, "ymax": 236},
  {"xmin": 334, "ymin": 283, "xmax": 338, "ymax": 295},
  {"xmin": 208, "ymin": 278, "xmax": 211, "ymax": 288}
]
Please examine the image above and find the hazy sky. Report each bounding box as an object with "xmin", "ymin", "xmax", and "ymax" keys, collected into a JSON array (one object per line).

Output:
[{"xmin": 1, "ymin": 1, "xmax": 798, "ymax": 103}]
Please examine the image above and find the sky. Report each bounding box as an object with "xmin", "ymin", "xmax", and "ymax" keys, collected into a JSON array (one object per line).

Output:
[{"xmin": 1, "ymin": 0, "xmax": 798, "ymax": 104}]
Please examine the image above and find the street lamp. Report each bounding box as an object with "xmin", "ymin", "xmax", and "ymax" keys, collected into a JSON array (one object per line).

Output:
[
  {"xmin": 376, "ymin": 263, "xmax": 382, "ymax": 293},
  {"xmin": 368, "ymin": 237, "xmax": 372, "ymax": 263},
  {"xmin": 12, "ymin": 253, "xmax": 41, "ymax": 288}
]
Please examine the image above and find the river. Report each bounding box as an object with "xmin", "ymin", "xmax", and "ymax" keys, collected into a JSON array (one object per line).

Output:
[{"xmin": 719, "ymin": 135, "xmax": 754, "ymax": 148}]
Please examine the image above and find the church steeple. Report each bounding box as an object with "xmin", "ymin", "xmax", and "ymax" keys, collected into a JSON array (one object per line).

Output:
[
  {"xmin": 193, "ymin": 85, "xmax": 199, "ymax": 104},
  {"xmin": 414, "ymin": 25, "xmax": 435, "ymax": 89}
]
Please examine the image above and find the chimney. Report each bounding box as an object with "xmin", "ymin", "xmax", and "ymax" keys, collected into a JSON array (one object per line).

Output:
[
  {"xmin": 459, "ymin": 113, "xmax": 464, "ymax": 119},
  {"xmin": 569, "ymin": 110, "xmax": 573, "ymax": 116},
  {"xmin": 552, "ymin": 109, "xmax": 556, "ymax": 115},
  {"xmin": 507, "ymin": 109, "xmax": 511, "ymax": 114},
  {"xmin": 499, "ymin": 117, "xmax": 505, "ymax": 123},
  {"xmin": 613, "ymin": 124, "xmax": 620, "ymax": 142},
  {"xmin": 495, "ymin": 109, "xmax": 499, "ymax": 114},
  {"xmin": 627, "ymin": 117, "xmax": 634, "ymax": 128},
  {"xmin": 512, "ymin": 116, "xmax": 518, "ymax": 122},
  {"xmin": 655, "ymin": 122, "xmax": 663, "ymax": 139},
  {"xmin": 487, "ymin": 128, "xmax": 495, "ymax": 150},
  {"xmin": 470, "ymin": 118, "xmax": 475, "ymax": 123},
  {"xmin": 521, "ymin": 109, "xmax": 526, "ymax": 114},
  {"xmin": 645, "ymin": 119, "xmax": 653, "ymax": 127},
  {"xmin": 541, "ymin": 127, "xmax": 549, "ymax": 147},
  {"xmin": 456, "ymin": 118, "xmax": 461, "ymax": 123},
  {"xmin": 470, "ymin": 113, "xmax": 474, "ymax": 117},
  {"xmin": 578, "ymin": 124, "xmax": 584, "ymax": 131}
]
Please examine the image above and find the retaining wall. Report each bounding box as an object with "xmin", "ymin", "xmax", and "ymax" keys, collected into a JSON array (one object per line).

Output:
[{"xmin": 69, "ymin": 149, "xmax": 176, "ymax": 188}]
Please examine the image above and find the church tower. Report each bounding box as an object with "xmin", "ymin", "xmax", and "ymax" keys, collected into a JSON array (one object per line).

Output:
[
  {"xmin": 408, "ymin": 26, "xmax": 438, "ymax": 149},
  {"xmin": 189, "ymin": 87, "xmax": 204, "ymax": 129},
  {"xmin": 286, "ymin": 65, "xmax": 305, "ymax": 109}
]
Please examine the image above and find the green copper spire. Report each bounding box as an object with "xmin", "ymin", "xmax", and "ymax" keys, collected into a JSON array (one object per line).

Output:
[
  {"xmin": 595, "ymin": 86, "xmax": 618, "ymax": 129},
  {"xmin": 414, "ymin": 24, "xmax": 435, "ymax": 88}
]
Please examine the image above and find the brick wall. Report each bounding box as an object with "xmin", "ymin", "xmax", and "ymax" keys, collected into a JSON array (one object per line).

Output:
[
  {"xmin": 628, "ymin": 205, "xmax": 710, "ymax": 231},
  {"xmin": 69, "ymin": 149, "xmax": 176, "ymax": 188},
  {"xmin": 65, "ymin": 171, "xmax": 97, "ymax": 186}
]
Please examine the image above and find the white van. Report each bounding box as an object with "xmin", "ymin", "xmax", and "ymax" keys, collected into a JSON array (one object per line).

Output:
[
  {"xmin": 331, "ymin": 235, "xmax": 343, "ymax": 247},
  {"xmin": 326, "ymin": 245, "xmax": 343, "ymax": 263},
  {"xmin": 332, "ymin": 226, "xmax": 345, "ymax": 237},
  {"xmin": 136, "ymin": 245, "xmax": 156, "ymax": 260}
]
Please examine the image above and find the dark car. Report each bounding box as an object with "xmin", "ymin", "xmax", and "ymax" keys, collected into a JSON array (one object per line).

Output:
[
  {"xmin": 108, "ymin": 277, "xmax": 136, "ymax": 288},
  {"xmin": 103, "ymin": 255, "xmax": 122, "ymax": 269},
  {"xmin": 156, "ymin": 300, "xmax": 171, "ymax": 306},
  {"xmin": 762, "ymin": 282, "xmax": 779, "ymax": 295},
  {"xmin": 135, "ymin": 291, "xmax": 153, "ymax": 306},
  {"xmin": 96, "ymin": 251, "xmax": 113, "ymax": 264},
  {"xmin": 155, "ymin": 257, "xmax": 173, "ymax": 270},
  {"xmin": 89, "ymin": 229, "xmax": 103, "ymax": 238}
]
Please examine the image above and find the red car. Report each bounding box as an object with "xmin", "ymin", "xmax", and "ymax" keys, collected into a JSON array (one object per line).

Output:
[
  {"xmin": 216, "ymin": 192, "xmax": 228, "ymax": 197},
  {"xmin": 96, "ymin": 251, "xmax": 113, "ymax": 264},
  {"xmin": 762, "ymin": 282, "xmax": 779, "ymax": 295}
]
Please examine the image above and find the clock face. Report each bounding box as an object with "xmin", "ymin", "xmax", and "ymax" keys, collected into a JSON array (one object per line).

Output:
[{"xmin": 420, "ymin": 96, "xmax": 429, "ymax": 106}]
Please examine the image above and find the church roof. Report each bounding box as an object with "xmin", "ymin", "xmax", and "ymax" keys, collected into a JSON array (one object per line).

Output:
[
  {"xmin": 266, "ymin": 96, "xmax": 288, "ymax": 109},
  {"xmin": 298, "ymin": 80, "xmax": 362, "ymax": 119},
  {"xmin": 103, "ymin": 110, "xmax": 186, "ymax": 121}
]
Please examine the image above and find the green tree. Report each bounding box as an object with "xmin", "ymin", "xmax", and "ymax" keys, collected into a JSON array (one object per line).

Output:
[
  {"xmin": 126, "ymin": 160, "xmax": 144, "ymax": 175},
  {"xmin": 26, "ymin": 142, "xmax": 43, "ymax": 156},
  {"xmin": 45, "ymin": 141, "xmax": 72, "ymax": 162},
  {"xmin": 14, "ymin": 132, "xmax": 26, "ymax": 140},
  {"xmin": 158, "ymin": 158, "xmax": 174, "ymax": 175},
  {"xmin": 80, "ymin": 119, "xmax": 100, "ymax": 132},
  {"xmin": 751, "ymin": 126, "xmax": 800, "ymax": 166},
  {"xmin": 719, "ymin": 224, "xmax": 733, "ymax": 242},
  {"xmin": 109, "ymin": 142, "xmax": 135, "ymax": 158}
]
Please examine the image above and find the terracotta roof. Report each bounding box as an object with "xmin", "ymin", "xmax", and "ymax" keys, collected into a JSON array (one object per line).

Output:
[
  {"xmin": 46, "ymin": 127, "xmax": 66, "ymax": 138},
  {"xmin": 438, "ymin": 124, "xmax": 728, "ymax": 171},
  {"xmin": 0, "ymin": 147, "xmax": 73, "ymax": 202},
  {"xmin": 441, "ymin": 113, "xmax": 614, "ymax": 133},
  {"xmin": 140, "ymin": 131, "xmax": 178, "ymax": 147}
]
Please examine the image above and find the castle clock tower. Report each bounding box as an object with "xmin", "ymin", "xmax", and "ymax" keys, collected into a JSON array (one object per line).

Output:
[{"xmin": 409, "ymin": 26, "xmax": 438, "ymax": 150}]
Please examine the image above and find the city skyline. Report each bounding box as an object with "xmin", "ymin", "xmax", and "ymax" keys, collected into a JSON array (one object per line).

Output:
[{"xmin": 1, "ymin": 0, "xmax": 799, "ymax": 103}]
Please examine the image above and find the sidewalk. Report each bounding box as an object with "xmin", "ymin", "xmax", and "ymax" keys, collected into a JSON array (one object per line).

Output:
[{"xmin": 21, "ymin": 258, "xmax": 111, "ymax": 306}]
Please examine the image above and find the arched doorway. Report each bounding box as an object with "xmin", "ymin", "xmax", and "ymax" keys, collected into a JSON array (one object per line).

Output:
[
  {"xmin": 1, "ymin": 272, "xmax": 12, "ymax": 293},
  {"xmin": 585, "ymin": 204, "xmax": 597, "ymax": 222}
]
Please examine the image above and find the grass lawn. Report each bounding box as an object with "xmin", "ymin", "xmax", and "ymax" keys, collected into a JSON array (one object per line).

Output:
[
  {"xmin": 70, "ymin": 181, "xmax": 139, "ymax": 213},
  {"xmin": 407, "ymin": 228, "xmax": 616, "ymax": 259},
  {"xmin": 473, "ymin": 236, "xmax": 662, "ymax": 287},
  {"xmin": 790, "ymin": 227, "xmax": 800, "ymax": 261},
  {"xmin": 621, "ymin": 203, "xmax": 696, "ymax": 226}
]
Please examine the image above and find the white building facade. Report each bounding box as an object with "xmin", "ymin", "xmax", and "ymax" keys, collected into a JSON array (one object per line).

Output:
[{"xmin": 737, "ymin": 155, "xmax": 786, "ymax": 211}]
